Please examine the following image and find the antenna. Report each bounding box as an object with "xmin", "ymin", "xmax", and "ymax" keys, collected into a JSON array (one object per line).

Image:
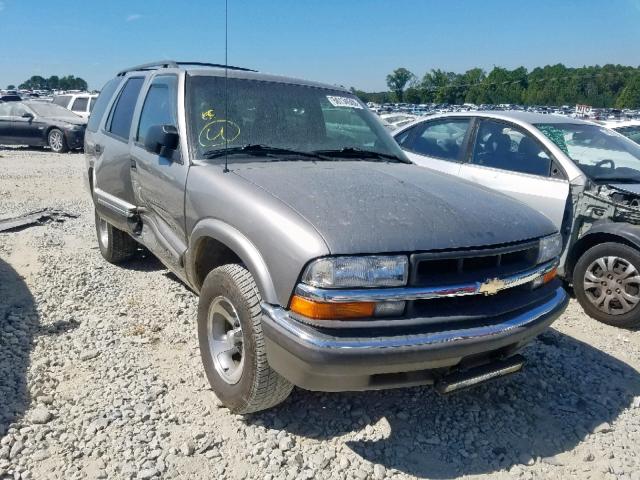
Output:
[{"xmin": 223, "ymin": 0, "xmax": 229, "ymax": 173}]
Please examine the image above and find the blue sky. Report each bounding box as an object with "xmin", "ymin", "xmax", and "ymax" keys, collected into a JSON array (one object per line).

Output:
[{"xmin": 1, "ymin": 0, "xmax": 639, "ymax": 91}]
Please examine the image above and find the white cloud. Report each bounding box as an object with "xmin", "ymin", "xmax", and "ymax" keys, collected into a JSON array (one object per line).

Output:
[{"xmin": 125, "ymin": 13, "xmax": 142, "ymax": 22}]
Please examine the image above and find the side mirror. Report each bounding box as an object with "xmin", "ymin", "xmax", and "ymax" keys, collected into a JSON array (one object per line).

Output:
[
  {"xmin": 22, "ymin": 112, "xmax": 34, "ymax": 120},
  {"xmin": 144, "ymin": 125, "xmax": 179, "ymax": 155}
]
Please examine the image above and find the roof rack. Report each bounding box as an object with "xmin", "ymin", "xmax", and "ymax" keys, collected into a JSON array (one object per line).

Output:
[{"xmin": 117, "ymin": 60, "xmax": 256, "ymax": 76}]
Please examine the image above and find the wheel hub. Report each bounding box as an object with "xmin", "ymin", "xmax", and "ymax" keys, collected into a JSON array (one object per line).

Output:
[
  {"xmin": 207, "ymin": 296, "xmax": 244, "ymax": 384},
  {"xmin": 583, "ymin": 256, "xmax": 640, "ymax": 315}
]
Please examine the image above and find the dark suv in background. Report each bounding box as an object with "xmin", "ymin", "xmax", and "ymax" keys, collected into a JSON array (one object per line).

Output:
[{"xmin": 85, "ymin": 61, "xmax": 568, "ymax": 413}]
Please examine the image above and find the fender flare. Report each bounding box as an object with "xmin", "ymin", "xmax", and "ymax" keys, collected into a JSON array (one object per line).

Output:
[
  {"xmin": 186, "ymin": 218, "xmax": 279, "ymax": 304},
  {"xmin": 568, "ymin": 221, "xmax": 640, "ymax": 275}
]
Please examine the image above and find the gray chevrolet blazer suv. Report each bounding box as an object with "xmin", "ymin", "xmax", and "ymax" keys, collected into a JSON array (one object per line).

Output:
[{"xmin": 85, "ymin": 61, "xmax": 568, "ymax": 413}]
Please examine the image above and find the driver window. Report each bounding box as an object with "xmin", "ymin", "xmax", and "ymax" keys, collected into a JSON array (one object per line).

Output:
[
  {"xmin": 472, "ymin": 119, "xmax": 552, "ymax": 177},
  {"xmin": 10, "ymin": 104, "xmax": 30, "ymax": 118},
  {"xmin": 136, "ymin": 75, "xmax": 178, "ymax": 144},
  {"xmin": 405, "ymin": 119, "xmax": 470, "ymax": 162}
]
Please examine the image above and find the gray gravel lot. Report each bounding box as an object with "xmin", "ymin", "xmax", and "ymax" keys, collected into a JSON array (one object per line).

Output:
[{"xmin": 1, "ymin": 147, "xmax": 639, "ymax": 480}]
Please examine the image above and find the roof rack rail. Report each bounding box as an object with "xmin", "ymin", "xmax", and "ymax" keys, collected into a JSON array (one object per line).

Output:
[{"xmin": 117, "ymin": 60, "xmax": 256, "ymax": 76}]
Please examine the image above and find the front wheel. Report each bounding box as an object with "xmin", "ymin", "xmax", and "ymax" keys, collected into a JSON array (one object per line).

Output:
[
  {"xmin": 198, "ymin": 264, "xmax": 293, "ymax": 413},
  {"xmin": 574, "ymin": 242, "xmax": 640, "ymax": 328},
  {"xmin": 48, "ymin": 128, "xmax": 68, "ymax": 153}
]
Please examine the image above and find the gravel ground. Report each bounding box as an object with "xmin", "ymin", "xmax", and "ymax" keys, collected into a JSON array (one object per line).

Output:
[{"xmin": 1, "ymin": 147, "xmax": 639, "ymax": 480}]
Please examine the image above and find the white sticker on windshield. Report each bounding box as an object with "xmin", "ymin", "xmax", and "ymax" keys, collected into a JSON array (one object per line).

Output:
[{"xmin": 326, "ymin": 95, "xmax": 363, "ymax": 109}]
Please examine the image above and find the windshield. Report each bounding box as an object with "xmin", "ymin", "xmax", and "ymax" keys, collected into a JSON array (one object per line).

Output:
[
  {"xmin": 535, "ymin": 122, "xmax": 640, "ymax": 182},
  {"xmin": 616, "ymin": 125, "xmax": 640, "ymax": 145},
  {"xmin": 29, "ymin": 102, "xmax": 81, "ymax": 119},
  {"xmin": 187, "ymin": 75, "xmax": 404, "ymax": 161}
]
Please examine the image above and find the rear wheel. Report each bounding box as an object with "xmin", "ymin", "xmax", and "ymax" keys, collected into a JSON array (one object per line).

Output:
[
  {"xmin": 198, "ymin": 264, "xmax": 293, "ymax": 413},
  {"xmin": 94, "ymin": 210, "xmax": 138, "ymax": 263},
  {"xmin": 574, "ymin": 242, "xmax": 640, "ymax": 328},
  {"xmin": 48, "ymin": 128, "xmax": 68, "ymax": 153}
]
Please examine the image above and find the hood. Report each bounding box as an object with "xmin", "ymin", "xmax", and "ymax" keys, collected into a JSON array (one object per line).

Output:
[{"xmin": 232, "ymin": 161, "xmax": 557, "ymax": 254}]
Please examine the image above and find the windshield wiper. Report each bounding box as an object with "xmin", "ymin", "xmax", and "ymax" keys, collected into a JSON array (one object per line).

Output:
[
  {"xmin": 593, "ymin": 176, "xmax": 640, "ymax": 184},
  {"xmin": 312, "ymin": 147, "xmax": 410, "ymax": 163},
  {"xmin": 202, "ymin": 144, "xmax": 329, "ymax": 161}
]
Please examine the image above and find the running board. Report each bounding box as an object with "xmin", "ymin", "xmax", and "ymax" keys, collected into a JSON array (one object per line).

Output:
[{"xmin": 435, "ymin": 355, "xmax": 525, "ymax": 394}]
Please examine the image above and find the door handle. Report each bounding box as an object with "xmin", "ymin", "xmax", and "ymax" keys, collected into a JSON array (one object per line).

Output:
[
  {"xmin": 130, "ymin": 159, "xmax": 137, "ymax": 170},
  {"xmin": 94, "ymin": 144, "xmax": 102, "ymax": 154}
]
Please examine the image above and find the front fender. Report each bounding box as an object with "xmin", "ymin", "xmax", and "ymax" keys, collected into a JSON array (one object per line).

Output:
[
  {"xmin": 186, "ymin": 218, "xmax": 279, "ymax": 304},
  {"xmin": 583, "ymin": 221, "xmax": 640, "ymax": 249}
]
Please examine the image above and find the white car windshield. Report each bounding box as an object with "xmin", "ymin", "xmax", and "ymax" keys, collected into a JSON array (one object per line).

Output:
[{"xmin": 536, "ymin": 123, "xmax": 640, "ymax": 182}]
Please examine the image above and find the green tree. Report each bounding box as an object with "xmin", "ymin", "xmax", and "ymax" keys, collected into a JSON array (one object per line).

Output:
[
  {"xmin": 616, "ymin": 75, "xmax": 640, "ymax": 108},
  {"xmin": 6, "ymin": 84, "xmax": 15, "ymax": 90},
  {"xmin": 386, "ymin": 68, "xmax": 415, "ymax": 102}
]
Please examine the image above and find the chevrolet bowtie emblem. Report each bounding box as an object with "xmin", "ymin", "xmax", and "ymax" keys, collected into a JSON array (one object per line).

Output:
[{"xmin": 479, "ymin": 278, "xmax": 506, "ymax": 296}]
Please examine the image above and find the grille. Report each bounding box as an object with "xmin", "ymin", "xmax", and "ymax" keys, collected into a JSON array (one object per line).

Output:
[{"xmin": 411, "ymin": 240, "xmax": 539, "ymax": 287}]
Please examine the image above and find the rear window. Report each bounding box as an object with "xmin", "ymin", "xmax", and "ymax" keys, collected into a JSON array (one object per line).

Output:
[
  {"xmin": 87, "ymin": 78, "xmax": 122, "ymax": 132},
  {"xmin": 107, "ymin": 77, "xmax": 144, "ymax": 140}
]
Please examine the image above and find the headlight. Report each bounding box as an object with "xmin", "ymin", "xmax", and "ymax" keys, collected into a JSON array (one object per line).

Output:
[
  {"xmin": 301, "ymin": 255, "xmax": 409, "ymax": 288},
  {"xmin": 537, "ymin": 234, "xmax": 562, "ymax": 264}
]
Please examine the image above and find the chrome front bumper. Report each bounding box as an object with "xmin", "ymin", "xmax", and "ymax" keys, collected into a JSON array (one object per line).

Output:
[{"xmin": 261, "ymin": 286, "xmax": 568, "ymax": 391}]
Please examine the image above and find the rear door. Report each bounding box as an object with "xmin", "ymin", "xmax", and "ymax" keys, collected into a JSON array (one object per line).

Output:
[
  {"xmin": 395, "ymin": 118, "xmax": 472, "ymax": 176},
  {"xmin": 129, "ymin": 74, "xmax": 187, "ymax": 268},
  {"xmin": 458, "ymin": 118, "xmax": 570, "ymax": 229},
  {"xmin": 92, "ymin": 76, "xmax": 145, "ymax": 231}
]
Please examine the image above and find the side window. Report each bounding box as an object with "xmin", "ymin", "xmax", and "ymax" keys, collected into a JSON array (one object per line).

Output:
[
  {"xmin": 404, "ymin": 119, "xmax": 470, "ymax": 162},
  {"xmin": 87, "ymin": 78, "xmax": 122, "ymax": 132},
  {"xmin": 71, "ymin": 97, "xmax": 89, "ymax": 112},
  {"xmin": 52, "ymin": 95, "xmax": 71, "ymax": 107},
  {"xmin": 136, "ymin": 75, "xmax": 178, "ymax": 144},
  {"xmin": 0, "ymin": 103, "xmax": 12, "ymax": 117},
  {"xmin": 472, "ymin": 119, "xmax": 552, "ymax": 177},
  {"xmin": 10, "ymin": 103, "xmax": 29, "ymax": 117},
  {"xmin": 106, "ymin": 77, "xmax": 144, "ymax": 140}
]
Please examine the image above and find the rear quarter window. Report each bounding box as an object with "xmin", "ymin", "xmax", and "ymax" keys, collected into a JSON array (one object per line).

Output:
[{"xmin": 87, "ymin": 78, "xmax": 122, "ymax": 133}]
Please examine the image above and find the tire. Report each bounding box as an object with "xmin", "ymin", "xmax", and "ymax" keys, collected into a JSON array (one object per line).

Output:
[
  {"xmin": 48, "ymin": 128, "xmax": 68, "ymax": 153},
  {"xmin": 94, "ymin": 210, "xmax": 138, "ymax": 264},
  {"xmin": 198, "ymin": 264, "xmax": 293, "ymax": 413},
  {"xmin": 574, "ymin": 242, "xmax": 640, "ymax": 328}
]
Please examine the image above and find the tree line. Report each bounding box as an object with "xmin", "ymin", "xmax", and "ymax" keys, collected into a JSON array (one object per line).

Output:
[
  {"xmin": 7, "ymin": 75, "xmax": 89, "ymax": 91},
  {"xmin": 352, "ymin": 64, "xmax": 640, "ymax": 108}
]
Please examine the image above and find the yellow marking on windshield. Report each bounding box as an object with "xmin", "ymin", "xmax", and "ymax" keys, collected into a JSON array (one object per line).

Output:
[
  {"xmin": 198, "ymin": 119, "xmax": 241, "ymax": 148},
  {"xmin": 201, "ymin": 109, "xmax": 216, "ymax": 120}
]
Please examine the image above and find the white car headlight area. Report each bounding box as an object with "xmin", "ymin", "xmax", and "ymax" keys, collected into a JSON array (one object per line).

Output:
[
  {"xmin": 302, "ymin": 255, "xmax": 409, "ymax": 289},
  {"xmin": 537, "ymin": 233, "xmax": 562, "ymax": 264}
]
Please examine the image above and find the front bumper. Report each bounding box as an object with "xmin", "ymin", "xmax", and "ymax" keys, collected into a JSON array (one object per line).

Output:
[
  {"xmin": 64, "ymin": 128, "xmax": 85, "ymax": 149},
  {"xmin": 261, "ymin": 286, "xmax": 568, "ymax": 391}
]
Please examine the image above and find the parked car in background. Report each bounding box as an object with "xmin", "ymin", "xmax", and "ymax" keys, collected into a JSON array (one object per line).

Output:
[
  {"xmin": 53, "ymin": 93, "xmax": 98, "ymax": 120},
  {"xmin": 379, "ymin": 112, "xmax": 420, "ymax": 130},
  {"xmin": 85, "ymin": 61, "xmax": 567, "ymax": 413},
  {"xmin": 0, "ymin": 94, "xmax": 22, "ymax": 102},
  {"xmin": 0, "ymin": 100, "xmax": 86, "ymax": 152},
  {"xmin": 395, "ymin": 112, "xmax": 640, "ymax": 328},
  {"xmin": 600, "ymin": 120, "xmax": 640, "ymax": 145}
]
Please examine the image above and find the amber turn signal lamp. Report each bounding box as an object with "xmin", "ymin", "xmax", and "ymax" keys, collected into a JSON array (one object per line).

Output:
[
  {"xmin": 290, "ymin": 295, "xmax": 376, "ymax": 320},
  {"xmin": 543, "ymin": 267, "xmax": 558, "ymax": 284}
]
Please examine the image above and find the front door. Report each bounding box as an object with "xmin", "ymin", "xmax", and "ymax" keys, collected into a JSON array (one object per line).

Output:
[
  {"xmin": 129, "ymin": 74, "xmax": 188, "ymax": 267},
  {"xmin": 10, "ymin": 103, "xmax": 43, "ymax": 145},
  {"xmin": 459, "ymin": 118, "xmax": 570, "ymax": 229}
]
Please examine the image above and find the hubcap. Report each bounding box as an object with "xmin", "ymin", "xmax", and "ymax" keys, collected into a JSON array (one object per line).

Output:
[
  {"xmin": 583, "ymin": 256, "xmax": 640, "ymax": 315},
  {"xmin": 49, "ymin": 131, "xmax": 63, "ymax": 151},
  {"xmin": 98, "ymin": 217, "xmax": 109, "ymax": 247},
  {"xmin": 207, "ymin": 296, "xmax": 244, "ymax": 384}
]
